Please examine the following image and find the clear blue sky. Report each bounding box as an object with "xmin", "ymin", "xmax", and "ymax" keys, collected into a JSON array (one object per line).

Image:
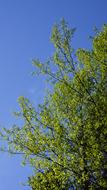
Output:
[{"xmin": 0, "ymin": 0, "xmax": 107, "ymax": 189}]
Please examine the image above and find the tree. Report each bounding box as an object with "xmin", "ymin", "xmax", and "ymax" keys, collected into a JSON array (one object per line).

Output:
[{"xmin": 0, "ymin": 20, "xmax": 107, "ymax": 190}]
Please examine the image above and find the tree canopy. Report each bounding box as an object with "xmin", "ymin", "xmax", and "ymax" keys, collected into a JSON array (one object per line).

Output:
[{"xmin": 0, "ymin": 20, "xmax": 107, "ymax": 190}]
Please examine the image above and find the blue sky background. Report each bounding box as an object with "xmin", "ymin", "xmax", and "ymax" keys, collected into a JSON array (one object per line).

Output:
[{"xmin": 0, "ymin": 0, "xmax": 107, "ymax": 189}]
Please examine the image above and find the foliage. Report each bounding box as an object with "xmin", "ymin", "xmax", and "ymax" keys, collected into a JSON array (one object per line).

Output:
[{"xmin": 0, "ymin": 20, "xmax": 107, "ymax": 190}]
